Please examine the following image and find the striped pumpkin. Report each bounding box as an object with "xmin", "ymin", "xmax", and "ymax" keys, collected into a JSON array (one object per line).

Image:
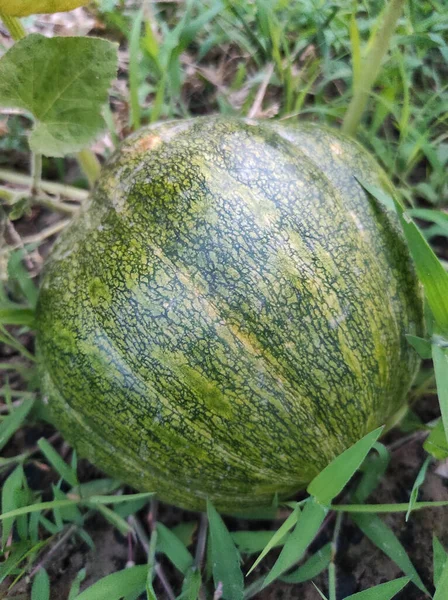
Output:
[{"xmin": 36, "ymin": 118, "xmax": 423, "ymax": 512}]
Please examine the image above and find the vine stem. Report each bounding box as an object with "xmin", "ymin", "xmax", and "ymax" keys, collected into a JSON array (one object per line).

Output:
[
  {"xmin": 341, "ymin": 0, "xmax": 406, "ymax": 136},
  {"xmin": 31, "ymin": 153, "xmax": 42, "ymax": 196},
  {"xmin": 0, "ymin": 12, "xmax": 26, "ymax": 41},
  {"xmin": 76, "ymin": 148, "xmax": 102, "ymax": 189}
]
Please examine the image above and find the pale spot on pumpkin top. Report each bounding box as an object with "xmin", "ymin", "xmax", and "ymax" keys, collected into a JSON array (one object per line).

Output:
[
  {"xmin": 123, "ymin": 134, "xmax": 162, "ymax": 152},
  {"xmin": 330, "ymin": 142, "xmax": 343, "ymax": 156}
]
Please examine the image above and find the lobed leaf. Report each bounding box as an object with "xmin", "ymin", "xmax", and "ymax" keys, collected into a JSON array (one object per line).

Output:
[{"xmin": 0, "ymin": 34, "xmax": 117, "ymax": 156}]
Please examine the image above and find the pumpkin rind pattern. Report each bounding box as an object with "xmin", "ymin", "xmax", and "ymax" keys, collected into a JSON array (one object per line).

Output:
[{"xmin": 36, "ymin": 118, "xmax": 424, "ymax": 512}]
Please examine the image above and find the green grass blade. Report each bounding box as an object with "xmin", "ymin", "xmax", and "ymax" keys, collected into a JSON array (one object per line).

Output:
[
  {"xmin": 353, "ymin": 443, "xmax": 390, "ymax": 503},
  {"xmin": 31, "ymin": 568, "xmax": 50, "ymax": 600},
  {"xmin": 0, "ymin": 398, "xmax": 34, "ymax": 452},
  {"xmin": 0, "ymin": 324, "xmax": 36, "ymax": 361},
  {"xmin": 156, "ymin": 522, "xmax": 194, "ymax": 575},
  {"xmin": 246, "ymin": 504, "xmax": 300, "ymax": 575},
  {"xmin": 263, "ymin": 499, "xmax": 327, "ymax": 587},
  {"xmin": 37, "ymin": 437, "xmax": 79, "ymax": 488},
  {"xmin": 68, "ymin": 568, "xmax": 87, "ymax": 600},
  {"xmin": 145, "ymin": 522, "xmax": 158, "ymax": 600},
  {"xmin": 312, "ymin": 582, "xmax": 329, "ymax": 600},
  {"xmin": 397, "ymin": 208, "xmax": 448, "ymax": 334},
  {"xmin": 408, "ymin": 209, "xmax": 448, "ymax": 236},
  {"xmin": 280, "ymin": 542, "xmax": 331, "ymax": 583},
  {"xmin": 351, "ymin": 514, "xmax": 427, "ymax": 594},
  {"xmin": 434, "ymin": 553, "xmax": 448, "ymax": 600},
  {"xmin": 406, "ymin": 335, "xmax": 432, "ymax": 359},
  {"xmin": 334, "ymin": 501, "xmax": 448, "ymax": 512},
  {"xmin": 8, "ymin": 250, "xmax": 39, "ymax": 308},
  {"xmin": 432, "ymin": 341, "xmax": 448, "ymax": 445},
  {"xmin": 406, "ymin": 456, "xmax": 431, "ymax": 521},
  {"xmin": 74, "ymin": 565, "xmax": 147, "ymax": 600},
  {"xmin": 349, "ymin": 9, "xmax": 361, "ymax": 91},
  {"xmin": 0, "ymin": 307, "xmax": 35, "ymax": 326},
  {"xmin": 207, "ymin": 499, "xmax": 244, "ymax": 600},
  {"xmin": 179, "ymin": 567, "xmax": 202, "ymax": 600},
  {"xmin": 95, "ymin": 504, "xmax": 131, "ymax": 535},
  {"xmin": 129, "ymin": 8, "xmax": 143, "ymax": 130},
  {"xmin": 307, "ymin": 427, "xmax": 384, "ymax": 505},
  {"xmin": 344, "ymin": 577, "xmax": 410, "ymax": 599},
  {"xmin": 1, "ymin": 465, "xmax": 25, "ymax": 548},
  {"xmin": 433, "ymin": 536, "xmax": 448, "ymax": 589},
  {"xmin": 358, "ymin": 179, "xmax": 448, "ymax": 334},
  {"xmin": 0, "ymin": 499, "xmax": 79, "ymax": 521},
  {"xmin": 424, "ymin": 420, "xmax": 448, "ymax": 460},
  {"xmin": 0, "ymin": 541, "xmax": 32, "ymax": 584},
  {"xmin": 232, "ymin": 530, "xmax": 288, "ymax": 555},
  {"xmin": 86, "ymin": 492, "xmax": 153, "ymax": 505}
]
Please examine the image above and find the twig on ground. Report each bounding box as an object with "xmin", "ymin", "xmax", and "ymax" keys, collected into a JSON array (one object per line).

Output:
[
  {"xmin": 248, "ymin": 63, "xmax": 274, "ymax": 119},
  {"xmin": 0, "ymin": 169, "xmax": 88, "ymax": 202}
]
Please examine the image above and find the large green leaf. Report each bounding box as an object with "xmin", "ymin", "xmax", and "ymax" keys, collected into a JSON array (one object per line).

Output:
[{"xmin": 0, "ymin": 34, "xmax": 117, "ymax": 156}]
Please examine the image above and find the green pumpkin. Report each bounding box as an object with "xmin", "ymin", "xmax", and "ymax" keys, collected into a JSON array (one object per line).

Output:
[{"xmin": 36, "ymin": 117, "xmax": 423, "ymax": 512}]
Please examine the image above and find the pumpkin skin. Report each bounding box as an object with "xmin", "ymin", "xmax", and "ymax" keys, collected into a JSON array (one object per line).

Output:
[{"xmin": 36, "ymin": 117, "xmax": 423, "ymax": 512}]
